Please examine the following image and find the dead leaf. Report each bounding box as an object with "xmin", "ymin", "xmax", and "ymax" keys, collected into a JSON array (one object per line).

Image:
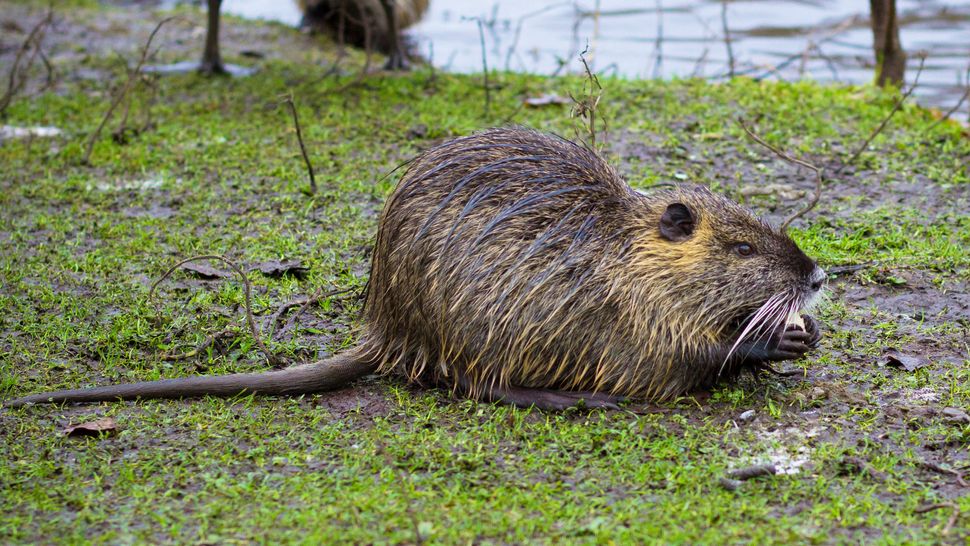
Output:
[
  {"xmin": 64, "ymin": 417, "xmax": 118, "ymax": 437},
  {"xmin": 523, "ymin": 94, "xmax": 570, "ymax": 107},
  {"xmin": 250, "ymin": 259, "xmax": 308, "ymax": 278},
  {"xmin": 883, "ymin": 350, "xmax": 927, "ymax": 372},
  {"xmin": 180, "ymin": 262, "xmax": 230, "ymax": 279}
]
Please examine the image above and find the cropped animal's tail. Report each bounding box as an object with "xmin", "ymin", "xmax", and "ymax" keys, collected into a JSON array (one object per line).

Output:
[{"xmin": 4, "ymin": 349, "xmax": 377, "ymax": 408}]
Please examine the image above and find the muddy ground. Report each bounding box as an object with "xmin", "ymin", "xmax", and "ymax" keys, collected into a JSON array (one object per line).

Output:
[{"xmin": 0, "ymin": 2, "xmax": 968, "ymax": 544}]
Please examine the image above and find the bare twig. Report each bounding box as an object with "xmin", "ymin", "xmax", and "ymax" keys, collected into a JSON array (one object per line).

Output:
[
  {"xmin": 503, "ymin": 2, "xmax": 572, "ymax": 72},
  {"xmin": 838, "ymin": 53, "xmax": 926, "ymax": 172},
  {"xmin": 652, "ymin": 0, "xmax": 664, "ymax": 79},
  {"xmin": 0, "ymin": 9, "xmax": 54, "ymax": 116},
  {"xmin": 279, "ymin": 286, "xmax": 356, "ymax": 340},
  {"xmin": 914, "ymin": 502, "xmax": 960, "ymax": 536},
  {"xmin": 737, "ymin": 118, "xmax": 823, "ymax": 229},
  {"xmin": 161, "ymin": 327, "xmax": 239, "ymax": 361},
  {"xmin": 919, "ymin": 461, "xmax": 968, "ymax": 487},
  {"xmin": 569, "ymin": 44, "xmax": 605, "ymax": 151},
  {"xmin": 924, "ymin": 64, "xmax": 970, "ymax": 133},
  {"xmin": 149, "ymin": 254, "xmax": 285, "ymax": 367},
  {"xmin": 82, "ymin": 16, "xmax": 177, "ymax": 165},
  {"xmin": 839, "ymin": 455, "xmax": 887, "ymax": 481},
  {"xmin": 469, "ymin": 16, "xmax": 490, "ymax": 118},
  {"xmin": 720, "ymin": 0, "xmax": 734, "ymax": 78},
  {"xmin": 280, "ymin": 92, "xmax": 317, "ymax": 194}
]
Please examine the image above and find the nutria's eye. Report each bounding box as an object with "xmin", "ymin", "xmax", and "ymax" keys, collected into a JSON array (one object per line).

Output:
[{"xmin": 734, "ymin": 243, "xmax": 756, "ymax": 257}]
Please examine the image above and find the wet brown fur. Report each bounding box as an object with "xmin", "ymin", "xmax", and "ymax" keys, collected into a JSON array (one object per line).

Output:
[
  {"xmin": 5, "ymin": 127, "xmax": 820, "ymax": 408},
  {"xmin": 362, "ymin": 127, "xmax": 818, "ymax": 401},
  {"xmin": 297, "ymin": 0, "xmax": 428, "ymax": 54}
]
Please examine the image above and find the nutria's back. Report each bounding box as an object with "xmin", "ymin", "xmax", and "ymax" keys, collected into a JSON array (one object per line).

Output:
[{"xmin": 361, "ymin": 127, "xmax": 823, "ymax": 401}]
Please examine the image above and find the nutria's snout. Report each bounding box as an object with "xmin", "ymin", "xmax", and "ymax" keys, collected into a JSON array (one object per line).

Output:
[{"xmin": 808, "ymin": 266, "xmax": 826, "ymax": 293}]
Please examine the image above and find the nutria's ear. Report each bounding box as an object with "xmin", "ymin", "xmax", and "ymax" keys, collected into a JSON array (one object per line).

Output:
[{"xmin": 659, "ymin": 203, "xmax": 696, "ymax": 242}]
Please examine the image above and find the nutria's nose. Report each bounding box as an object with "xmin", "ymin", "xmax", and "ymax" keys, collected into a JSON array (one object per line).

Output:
[{"xmin": 809, "ymin": 266, "xmax": 826, "ymax": 292}]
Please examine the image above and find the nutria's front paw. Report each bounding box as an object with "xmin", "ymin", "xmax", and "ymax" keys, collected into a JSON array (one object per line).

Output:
[
  {"xmin": 797, "ymin": 314, "xmax": 822, "ymax": 347},
  {"xmin": 769, "ymin": 327, "xmax": 815, "ymax": 361}
]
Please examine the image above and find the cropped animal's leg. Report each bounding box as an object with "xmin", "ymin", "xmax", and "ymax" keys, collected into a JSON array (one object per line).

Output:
[
  {"xmin": 453, "ymin": 370, "xmax": 622, "ymax": 410},
  {"xmin": 487, "ymin": 386, "xmax": 624, "ymax": 411}
]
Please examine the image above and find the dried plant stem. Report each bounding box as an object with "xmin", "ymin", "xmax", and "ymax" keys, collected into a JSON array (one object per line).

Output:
[
  {"xmin": 474, "ymin": 17, "xmax": 490, "ymax": 118},
  {"xmin": 570, "ymin": 45, "xmax": 605, "ymax": 151},
  {"xmin": 150, "ymin": 254, "xmax": 284, "ymax": 367},
  {"xmin": 82, "ymin": 16, "xmax": 177, "ymax": 165},
  {"xmin": 737, "ymin": 119, "xmax": 823, "ymax": 229},
  {"xmin": 924, "ymin": 64, "xmax": 970, "ymax": 133},
  {"xmin": 720, "ymin": 0, "xmax": 734, "ymax": 78},
  {"xmin": 914, "ymin": 502, "xmax": 960, "ymax": 536},
  {"xmin": 0, "ymin": 9, "xmax": 54, "ymax": 116},
  {"xmin": 281, "ymin": 92, "xmax": 317, "ymax": 194},
  {"xmin": 839, "ymin": 53, "xmax": 926, "ymax": 172}
]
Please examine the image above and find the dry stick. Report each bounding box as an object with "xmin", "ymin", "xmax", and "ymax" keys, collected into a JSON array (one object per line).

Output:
[
  {"xmin": 720, "ymin": 0, "xmax": 734, "ymax": 78},
  {"xmin": 280, "ymin": 286, "xmax": 356, "ymax": 341},
  {"xmin": 503, "ymin": 2, "xmax": 573, "ymax": 72},
  {"xmin": 281, "ymin": 93, "xmax": 317, "ymax": 194},
  {"xmin": 328, "ymin": 9, "xmax": 376, "ymax": 95},
  {"xmin": 914, "ymin": 502, "xmax": 961, "ymax": 536},
  {"xmin": 838, "ymin": 53, "xmax": 926, "ymax": 173},
  {"xmin": 569, "ymin": 45, "xmax": 604, "ymax": 151},
  {"xmin": 652, "ymin": 0, "xmax": 664, "ymax": 79},
  {"xmin": 473, "ymin": 17, "xmax": 490, "ymax": 118},
  {"xmin": 149, "ymin": 254, "xmax": 285, "ymax": 367},
  {"xmin": 919, "ymin": 461, "xmax": 968, "ymax": 487},
  {"xmin": 737, "ymin": 119, "xmax": 823, "ymax": 229},
  {"xmin": 81, "ymin": 16, "xmax": 177, "ymax": 165},
  {"xmin": 161, "ymin": 327, "xmax": 238, "ymax": 361},
  {"xmin": 0, "ymin": 9, "xmax": 53, "ymax": 115},
  {"xmin": 924, "ymin": 64, "xmax": 970, "ymax": 133}
]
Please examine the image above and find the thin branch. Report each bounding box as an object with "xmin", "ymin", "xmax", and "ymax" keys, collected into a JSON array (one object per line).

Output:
[
  {"xmin": 279, "ymin": 286, "xmax": 356, "ymax": 340},
  {"xmin": 737, "ymin": 118, "xmax": 823, "ymax": 229},
  {"xmin": 468, "ymin": 16, "xmax": 490, "ymax": 118},
  {"xmin": 149, "ymin": 254, "xmax": 285, "ymax": 367},
  {"xmin": 720, "ymin": 0, "xmax": 734, "ymax": 78},
  {"xmin": 280, "ymin": 92, "xmax": 317, "ymax": 194},
  {"xmin": 924, "ymin": 64, "xmax": 970, "ymax": 133},
  {"xmin": 839, "ymin": 52, "xmax": 926, "ymax": 172},
  {"xmin": 82, "ymin": 16, "xmax": 178, "ymax": 165},
  {"xmin": 569, "ymin": 44, "xmax": 605, "ymax": 151},
  {"xmin": 0, "ymin": 9, "xmax": 54, "ymax": 116},
  {"xmin": 914, "ymin": 502, "xmax": 960, "ymax": 536},
  {"xmin": 161, "ymin": 327, "xmax": 238, "ymax": 361}
]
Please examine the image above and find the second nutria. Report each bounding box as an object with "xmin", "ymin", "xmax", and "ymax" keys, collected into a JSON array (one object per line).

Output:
[
  {"xmin": 298, "ymin": 0, "xmax": 430, "ymax": 69},
  {"xmin": 6, "ymin": 127, "xmax": 824, "ymax": 410}
]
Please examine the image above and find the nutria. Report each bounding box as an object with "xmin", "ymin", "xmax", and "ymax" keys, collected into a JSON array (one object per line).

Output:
[
  {"xmin": 5, "ymin": 127, "xmax": 824, "ymax": 410},
  {"xmin": 298, "ymin": 0, "xmax": 430, "ymax": 70}
]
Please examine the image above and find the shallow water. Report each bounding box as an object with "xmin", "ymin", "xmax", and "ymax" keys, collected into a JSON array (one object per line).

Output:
[{"xmin": 222, "ymin": 0, "xmax": 970, "ymax": 117}]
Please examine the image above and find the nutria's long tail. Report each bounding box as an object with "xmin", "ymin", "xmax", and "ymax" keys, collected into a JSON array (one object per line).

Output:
[{"xmin": 4, "ymin": 348, "xmax": 377, "ymax": 408}]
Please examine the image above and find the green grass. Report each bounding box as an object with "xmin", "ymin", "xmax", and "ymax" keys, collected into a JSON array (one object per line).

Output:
[{"xmin": 1, "ymin": 3, "xmax": 968, "ymax": 544}]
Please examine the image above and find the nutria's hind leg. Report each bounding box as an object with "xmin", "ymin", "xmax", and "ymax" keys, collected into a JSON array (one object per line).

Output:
[
  {"xmin": 485, "ymin": 385, "xmax": 624, "ymax": 411},
  {"xmin": 453, "ymin": 370, "xmax": 622, "ymax": 410}
]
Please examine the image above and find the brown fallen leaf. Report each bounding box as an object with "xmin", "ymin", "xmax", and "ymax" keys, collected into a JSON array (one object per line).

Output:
[
  {"xmin": 250, "ymin": 259, "xmax": 309, "ymax": 278},
  {"xmin": 883, "ymin": 350, "xmax": 927, "ymax": 372},
  {"xmin": 180, "ymin": 262, "xmax": 230, "ymax": 279},
  {"xmin": 64, "ymin": 417, "xmax": 118, "ymax": 437},
  {"xmin": 523, "ymin": 94, "xmax": 570, "ymax": 107}
]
